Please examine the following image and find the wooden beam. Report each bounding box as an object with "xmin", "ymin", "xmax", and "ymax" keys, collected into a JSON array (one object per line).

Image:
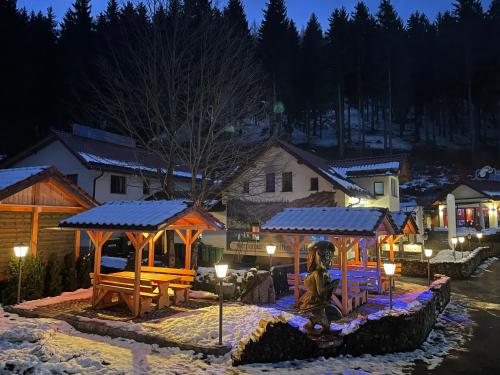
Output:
[
  {"xmin": 174, "ymin": 229, "xmax": 187, "ymax": 245},
  {"xmin": 46, "ymin": 177, "xmax": 92, "ymax": 209},
  {"xmin": 339, "ymin": 237, "xmax": 348, "ymax": 316},
  {"xmin": 74, "ymin": 229, "xmax": 81, "ymax": 261},
  {"xmin": 0, "ymin": 204, "xmax": 85, "ymax": 213},
  {"xmin": 389, "ymin": 235, "xmax": 394, "ymax": 262},
  {"xmin": 86, "ymin": 230, "xmax": 98, "ymax": 248},
  {"xmin": 190, "ymin": 229, "xmax": 204, "ymax": 245},
  {"xmin": 148, "ymin": 237, "xmax": 154, "ymax": 267},
  {"xmin": 30, "ymin": 207, "xmax": 40, "ymax": 256},
  {"xmin": 185, "ymin": 230, "xmax": 192, "ymax": 269}
]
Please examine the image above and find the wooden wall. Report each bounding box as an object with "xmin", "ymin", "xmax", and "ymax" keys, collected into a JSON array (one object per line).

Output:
[
  {"xmin": 2, "ymin": 181, "xmax": 79, "ymax": 207},
  {"xmin": 0, "ymin": 212, "xmax": 75, "ymax": 276},
  {"xmin": 0, "ymin": 212, "xmax": 32, "ymax": 275}
]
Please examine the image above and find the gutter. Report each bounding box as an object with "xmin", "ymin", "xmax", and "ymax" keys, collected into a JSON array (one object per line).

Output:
[{"xmin": 92, "ymin": 170, "xmax": 105, "ymax": 200}]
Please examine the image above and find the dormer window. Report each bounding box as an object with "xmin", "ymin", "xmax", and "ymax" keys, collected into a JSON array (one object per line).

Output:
[{"xmin": 374, "ymin": 181, "xmax": 384, "ymax": 196}]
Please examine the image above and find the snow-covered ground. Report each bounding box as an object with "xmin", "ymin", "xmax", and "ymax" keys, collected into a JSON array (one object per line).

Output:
[
  {"xmin": 430, "ymin": 247, "xmax": 491, "ymax": 263},
  {"xmin": 0, "ymin": 298, "xmax": 472, "ymax": 374},
  {"xmin": 15, "ymin": 288, "xmax": 93, "ymax": 310}
]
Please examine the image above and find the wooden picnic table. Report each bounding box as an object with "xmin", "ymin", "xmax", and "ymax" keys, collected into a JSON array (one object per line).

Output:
[{"xmin": 109, "ymin": 271, "xmax": 181, "ymax": 308}]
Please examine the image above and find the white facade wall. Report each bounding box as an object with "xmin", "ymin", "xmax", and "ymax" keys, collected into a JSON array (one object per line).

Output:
[
  {"xmin": 351, "ymin": 175, "xmax": 400, "ymax": 211},
  {"xmin": 9, "ymin": 140, "xmax": 191, "ymax": 203}
]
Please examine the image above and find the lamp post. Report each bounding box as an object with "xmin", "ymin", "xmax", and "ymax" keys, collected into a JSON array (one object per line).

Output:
[
  {"xmin": 266, "ymin": 244, "xmax": 276, "ymax": 271},
  {"xmin": 458, "ymin": 236, "xmax": 465, "ymax": 259},
  {"xmin": 451, "ymin": 237, "xmax": 458, "ymax": 261},
  {"xmin": 214, "ymin": 263, "xmax": 228, "ymax": 346},
  {"xmin": 13, "ymin": 244, "xmax": 29, "ymax": 304},
  {"xmin": 476, "ymin": 232, "xmax": 483, "ymax": 247},
  {"xmin": 383, "ymin": 263, "xmax": 396, "ymax": 310},
  {"xmin": 424, "ymin": 249, "xmax": 433, "ymax": 285}
]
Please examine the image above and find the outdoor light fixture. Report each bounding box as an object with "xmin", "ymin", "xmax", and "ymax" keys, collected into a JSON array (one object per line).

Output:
[
  {"xmin": 383, "ymin": 263, "xmax": 396, "ymax": 310},
  {"xmin": 266, "ymin": 244, "xmax": 276, "ymax": 270},
  {"xmin": 476, "ymin": 232, "xmax": 483, "ymax": 247},
  {"xmin": 13, "ymin": 244, "xmax": 29, "ymax": 304},
  {"xmin": 451, "ymin": 237, "xmax": 458, "ymax": 261},
  {"xmin": 424, "ymin": 249, "xmax": 433, "ymax": 285},
  {"xmin": 458, "ymin": 236, "xmax": 465, "ymax": 244},
  {"xmin": 214, "ymin": 263, "xmax": 228, "ymax": 346}
]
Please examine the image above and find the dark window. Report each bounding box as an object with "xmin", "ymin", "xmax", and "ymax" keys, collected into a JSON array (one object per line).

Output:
[
  {"xmin": 374, "ymin": 181, "xmax": 384, "ymax": 196},
  {"xmin": 243, "ymin": 181, "xmax": 250, "ymax": 194},
  {"xmin": 391, "ymin": 178, "xmax": 398, "ymax": 197},
  {"xmin": 66, "ymin": 174, "xmax": 78, "ymax": 185},
  {"xmin": 265, "ymin": 173, "xmax": 275, "ymax": 192},
  {"xmin": 282, "ymin": 172, "xmax": 293, "ymax": 192},
  {"xmin": 310, "ymin": 177, "xmax": 319, "ymax": 191},
  {"xmin": 143, "ymin": 178, "xmax": 150, "ymax": 195},
  {"xmin": 110, "ymin": 175, "xmax": 126, "ymax": 194}
]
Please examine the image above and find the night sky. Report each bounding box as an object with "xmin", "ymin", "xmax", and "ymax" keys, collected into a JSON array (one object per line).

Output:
[{"xmin": 18, "ymin": 0, "xmax": 493, "ymax": 29}]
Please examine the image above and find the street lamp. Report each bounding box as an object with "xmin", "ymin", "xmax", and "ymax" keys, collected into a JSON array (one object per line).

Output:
[
  {"xmin": 214, "ymin": 263, "xmax": 228, "ymax": 346},
  {"xmin": 13, "ymin": 244, "xmax": 29, "ymax": 304},
  {"xmin": 266, "ymin": 244, "xmax": 276, "ymax": 270},
  {"xmin": 458, "ymin": 236, "xmax": 465, "ymax": 259},
  {"xmin": 383, "ymin": 263, "xmax": 396, "ymax": 310},
  {"xmin": 451, "ymin": 237, "xmax": 458, "ymax": 261},
  {"xmin": 476, "ymin": 232, "xmax": 483, "ymax": 247},
  {"xmin": 424, "ymin": 248, "xmax": 433, "ymax": 285}
]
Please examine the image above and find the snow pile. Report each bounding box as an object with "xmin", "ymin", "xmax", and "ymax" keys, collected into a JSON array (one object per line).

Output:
[
  {"xmin": 471, "ymin": 257, "xmax": 499, "ymax": 278},
  {"xmin": 430, "ymin": 249, "xmax": 471, "ymax": 263},
  {"xmin": 78, "ymin": 304, "xmax": 295, "ymax": 350},
  {"xmin": 196, "ymin": 266, "xmax": 249, "ymax": 283},
  {"xmin": 189, "ymin": 290, "xmax": 218, "ymax": 300},
  {"xmin": 15, "ymin": 288, "xmax": 92, "ymax": 310}
]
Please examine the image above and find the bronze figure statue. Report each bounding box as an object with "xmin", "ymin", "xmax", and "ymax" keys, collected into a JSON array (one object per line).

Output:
[{"xmin": 298, "ymin": 241, "xmax": 340, "ymax": 335}]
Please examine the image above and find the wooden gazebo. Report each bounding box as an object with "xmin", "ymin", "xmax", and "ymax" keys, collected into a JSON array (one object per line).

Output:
[
  {"xmin": 59, "ymin": 200, "xmax": 224, "ymax": 316},
  {"xmin": 261, "ymin": 207, "xmax": 397, "ymax": 315}
]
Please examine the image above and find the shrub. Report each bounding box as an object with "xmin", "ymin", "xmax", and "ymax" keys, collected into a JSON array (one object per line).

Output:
[
  {"xmin": 62, "ymin": 253, "xmax": 77, "ymax": 292},
  {"xmin": 1, "ymin": 255, "xmax": 45, "ymax": 305},
  {"xmin": 76, "ymin": 250, "xmax": 93, "ymax": 289},
  {"xmin": 44, "ymin": 253, "xmax": 64, "ymax": 297}
]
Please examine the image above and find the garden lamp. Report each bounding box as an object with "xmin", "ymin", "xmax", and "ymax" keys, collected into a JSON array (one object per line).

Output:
[
  {"xmin": 266, "ymin": 244, "xmax": 276, "ymax": 270},
  {"xmin": 214, "ymin": 263, "xmax": 228, "ymax": 346},
  {"xmin": 476, "ymin": 232, "xmax": 483, "ymax": 246},
  {"xmin": 424, "ymin": 249, "xmax": 433, "ymax": 285},
  {"xmin": 458, "ymin": 236, "xmax": 465, "ymax": 259},
  {"xmin": 13, "ymin": 244, "xmax": 29, "ymax": 304},
  {"xmin": 451, "ymin": 237, "xmax": 458, "ymax": 261},
  {"xmin": 383, "ymin": 263, "xmax": 396, "ymax": 310}
]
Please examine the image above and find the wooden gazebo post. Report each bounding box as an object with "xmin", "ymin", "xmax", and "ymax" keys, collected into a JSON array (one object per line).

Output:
[
  {"xmin": 281, "ymin": 234, "xmax": 310, "ymax": 305},
  {"xmin": 125, "ymin": 232, "xmax": 152, "ymax": 316},
  {"xmin": 87, "ymin": 230, "xmax": 113, "ymax": 307}
]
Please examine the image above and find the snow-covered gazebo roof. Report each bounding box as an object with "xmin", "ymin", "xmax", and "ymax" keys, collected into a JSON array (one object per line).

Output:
[
  {"xmin": 261, "ymin": 207, "xmax": 397, "ymax": 237},
  {"xmin": 389, "ymin": 211, "xmax": 418, "ymax": 234},
  {"xmin": 59, "ymin": 200, "xmax": 225, "ymax": 232}
]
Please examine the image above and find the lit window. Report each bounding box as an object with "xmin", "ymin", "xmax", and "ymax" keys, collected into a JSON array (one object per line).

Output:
[
  {"xmin": 265, "ymin": 173, "xmax": 275, "ymax": 192},
  {"xmin": 110, "ymin": 175, "xmax": 126, "ymax": 194},
  {"xmin": 374, "ymin": 181, "xmax": 384, "ymax": 196},
  {"xmin": 282, "ymin": 172, "xmax": 293, "ymax": 192}
]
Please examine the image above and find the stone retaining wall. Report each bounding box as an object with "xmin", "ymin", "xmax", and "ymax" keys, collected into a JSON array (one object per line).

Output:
[
  {"xmin": 232, "ymin": 277, "xmax": 451, "ymax": 366},
  {"xmin": 401, "ymin": 246, "xmax": 500, "ymax": 279}
]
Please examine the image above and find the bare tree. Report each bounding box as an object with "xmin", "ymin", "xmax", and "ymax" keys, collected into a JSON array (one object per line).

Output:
[{"xmin": 92, "ymin": 0, "xmax": 267, "ymax": 204}]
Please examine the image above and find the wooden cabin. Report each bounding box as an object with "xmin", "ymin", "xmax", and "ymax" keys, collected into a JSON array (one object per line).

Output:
[{"xmin": 0, "ymin": 166, "xmax": 97, "ymax": 280}]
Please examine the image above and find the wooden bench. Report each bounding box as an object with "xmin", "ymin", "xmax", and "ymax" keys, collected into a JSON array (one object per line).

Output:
[
  {"xmin": 141, "ymin": 266, "xmax": 196, "ymax": 304},
  {"xmin": 90, "ymin": 273, "xmax": 162, "ymax": 316}
]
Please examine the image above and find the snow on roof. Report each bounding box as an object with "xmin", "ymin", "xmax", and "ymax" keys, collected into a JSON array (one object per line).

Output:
[
  {"xmin": 261, "ymin": 207, "xmax": 391, "ymax": 235},
  {"xmin": 390, "ymin": 211, "xmax": 411, "ymax": 232},
  {"xmin": 60, "ymin": 200, "xmax": 191, "ymax": 230},
  {"xmin": 333, "ymin": 161, "xmax": 401, "ymax": 178},
  {"xmin": 0, "ymin": 166, "xmax": 50, "ymax": 191},
  {"xmin": 79, "ymin": 152, "xmax": 198, "ymax": 179},
  {"xmin": 320, "ymin": 167, "xmax": 371, "ymax": 195}
]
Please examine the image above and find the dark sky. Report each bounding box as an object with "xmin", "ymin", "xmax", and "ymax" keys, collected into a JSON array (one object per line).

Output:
[{"xmin": 18, "ymin": 0, "xmax": 493, "ymax": 29}]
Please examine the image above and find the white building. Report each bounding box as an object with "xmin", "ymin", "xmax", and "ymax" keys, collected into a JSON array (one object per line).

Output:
[{"xmin": 1, "ymin": 124, "xmax": 194, "ymax": 203}]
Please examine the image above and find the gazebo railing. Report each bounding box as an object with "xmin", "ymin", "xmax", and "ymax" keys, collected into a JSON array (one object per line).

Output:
[{"xmin": 271, "ymin": 262, "xmax": 307, "ymax": 297}]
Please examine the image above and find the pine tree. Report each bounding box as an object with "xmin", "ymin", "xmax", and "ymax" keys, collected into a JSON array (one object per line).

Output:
[{"xmin": 223, "ymin": 0, "xmax": 249, "ymax": 38}]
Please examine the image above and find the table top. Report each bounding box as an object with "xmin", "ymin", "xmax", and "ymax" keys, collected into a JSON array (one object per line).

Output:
[{"xmin": 110, "ymin": 271, "xmax": 180, "ymax": 283}]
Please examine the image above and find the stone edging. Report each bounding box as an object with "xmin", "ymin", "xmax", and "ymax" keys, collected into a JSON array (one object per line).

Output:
[
  {"xmin": 401, "ymin": 246, "xmax": 500, "ymax": 279},
  {"xmin": 232, "ymin": 276, "xmax": 451, "ymax": 366},
  {"xmin": 3, "ymin": 306, "xmax": 230, "ymax": 356}
]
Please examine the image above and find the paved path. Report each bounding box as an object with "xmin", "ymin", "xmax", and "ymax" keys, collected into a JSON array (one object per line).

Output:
[{"xmin": 413, "ymin": 259, "xmax": 500, "ymax": 374}]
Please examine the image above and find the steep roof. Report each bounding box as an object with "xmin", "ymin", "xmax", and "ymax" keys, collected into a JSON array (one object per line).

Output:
[
  {"xmin": 1, "ymin": 128, "xmax": 197, "ymax": 180},
  {"xmin": 59, "ymin": 200, "xmax": 225, "ymax": 231},
  {"xmin": 330, "ymin": 154, "xmax": 405, "ymax": 178},
  {"xmin": 276, "ymin": 141, "xmax": 372, "ymax": 198},
  {"xmin": 261, "ymin": 207, "xmax": 396, "ymax": 236},
  {"xmin": 0, "ymin": 165, "xmax": 97, "ymax": 207},
  {"xmin": 432, "ymin": 179, "xmax": 500, "ymax": 204},
  {"xmin": 389, "ymin": 211, "xmax": 418, "ymax": 234}
]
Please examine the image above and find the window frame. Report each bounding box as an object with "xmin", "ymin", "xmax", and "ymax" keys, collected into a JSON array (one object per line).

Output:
[
  {"xmin": 265, "ymin": 173, "xmax": 276, "ymax": 193},
  {"xmin": 310, "ymin": 177, "xmax": 319, "ymax": 191},
  {"xmin": 110, "ymin": 175, "xmax": 127, "ymax": 195},
  {"xmin": 281, "ymin": 172, "xmax": 293, "ymax": 192},
  {"xmin": 390, "ymin": 178, "xmax": 398, "ymax": 198},
  {"xmin": 373, "ymin": 181, "xmax": 384, "ymax": 196},
  {"xmin": 242, "ymin": 180, "xmax": 250, "ymax": 194}
]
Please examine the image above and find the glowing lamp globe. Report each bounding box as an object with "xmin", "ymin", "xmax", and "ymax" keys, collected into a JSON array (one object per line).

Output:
[
  {"xmin": 383, "ymin": 263, "xmax": 396, "ymax": 276},
  {"xmin": 458, "ymin": 236, "xmax": 465, "ymax": 244},
  {"xmin": 476, "ymin": 233, "xmax": 483, "ymax": 240},
  {"xmin": 424, "ymin": 248, "xmax": 433, "ymax": 258},
  {"xmin": 13, "ymin": 244, "xmax": 29, "ymax": 258},
  {"xmin": 451, "ymin": 237, "xmax": 458, "ymax": 245},
  {"xmin": 266, "ymin": 244, "xmax": 276, "ymax": 255},
  {"xmin": 214, "ymin": 264, "xmax": 228, "ymax": 279}
]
